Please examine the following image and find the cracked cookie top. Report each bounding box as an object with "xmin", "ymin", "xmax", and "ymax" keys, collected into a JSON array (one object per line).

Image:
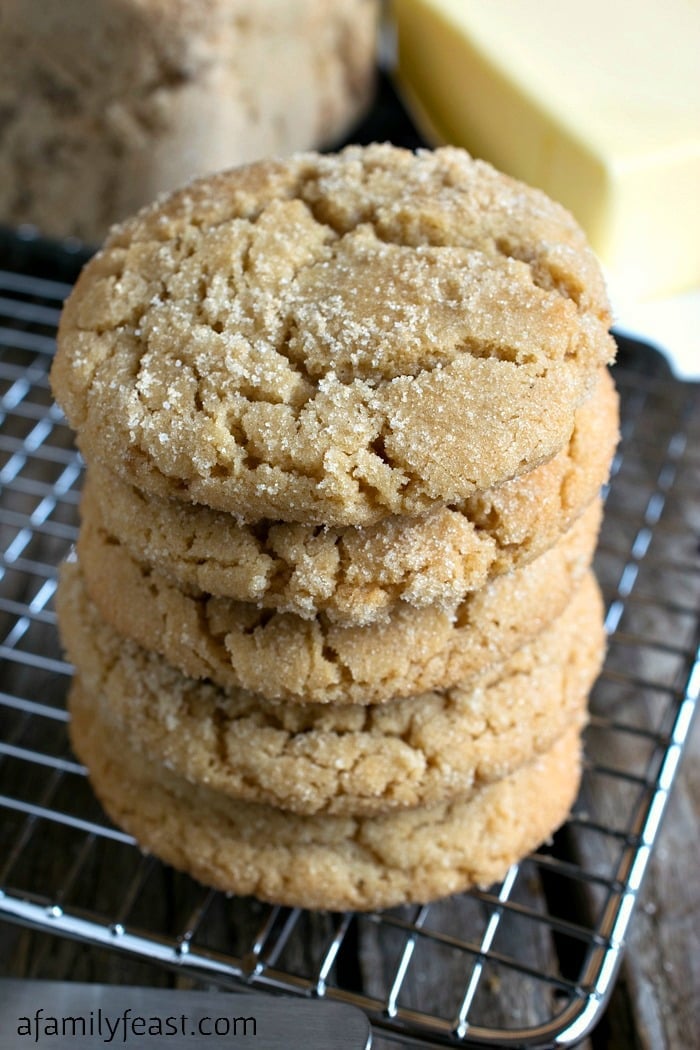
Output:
[
  {"xmin": 52, "ymin": 144, "xmax": 615, "ymax": 525},
  {"xmin": 57, "ymin": 558, "xmax": 602, "ymax": 817},
  {"xmin": 84, "ymin": 369, "xmax": 617, "ymax": 624},
  {"xmin": 76, "ymin": 496, "xmax": 601, "ymax": 705}
]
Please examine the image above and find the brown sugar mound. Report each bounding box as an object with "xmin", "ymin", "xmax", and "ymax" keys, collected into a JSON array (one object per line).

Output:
[{"xmin": 0, "ymin": 0, "xmax": 378, "ymax": 243}]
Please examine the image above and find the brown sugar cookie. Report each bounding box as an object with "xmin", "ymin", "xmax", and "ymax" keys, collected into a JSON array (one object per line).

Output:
[
  {"xmin": 77, "ymin": 496, "xmax": 602, "ymax": 704},
  {"xmin": 51, "ymin": 144, "xmax": 615, "ymax": 527},
  {"xmin": 68, "ymin": 688, "xmax": 584, "ymax": 912},
  {"xmin": 56, "ymin": 561, "xmax": 603, "ymax": 816},
  {"xmin": 87, "ymin": 368, "xmax": 618, "ymax": 624}
]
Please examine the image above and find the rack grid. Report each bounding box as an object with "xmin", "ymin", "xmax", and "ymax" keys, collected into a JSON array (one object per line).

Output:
[{"xmin": 0, "ymin": 230, "xmax": 698, "ymax": 1048}]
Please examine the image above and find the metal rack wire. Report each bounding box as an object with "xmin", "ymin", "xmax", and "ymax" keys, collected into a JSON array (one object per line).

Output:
[{"xmin": 0, "ymin": 231, "xmax": 698, "ymax": 1049}]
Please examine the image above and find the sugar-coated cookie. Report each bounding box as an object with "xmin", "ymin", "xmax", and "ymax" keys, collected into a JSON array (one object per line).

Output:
[
  {"xmin": 52, "ymin": 144, "xmax": 614, "ymax": 526},
  {"xmin": 57, "ymin": 561, "xmax": 602, "ymax": 816},
  {"xmin": 86, "ymin": 368, "xmax": 617, "ymax": 624},
  {"xmin": 69, "ymin": 686, "xmax": 584, "ymax": 911},
  {"xmin": 76, "ymin": 497, "xmax": 601, "ymax": 704}
]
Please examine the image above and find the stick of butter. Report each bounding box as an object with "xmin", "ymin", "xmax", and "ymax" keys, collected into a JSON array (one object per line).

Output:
[{"xmin": 391, "ymin": 0, "xmax": 700, "ymax": 301}]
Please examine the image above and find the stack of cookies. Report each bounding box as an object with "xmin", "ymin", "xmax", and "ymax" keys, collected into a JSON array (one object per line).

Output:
[{"xmin": 51, "ymin": 144, "xmax": 618, "ymax": 911}]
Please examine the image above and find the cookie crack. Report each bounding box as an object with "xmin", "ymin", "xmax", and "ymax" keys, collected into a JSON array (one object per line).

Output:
[{"xmin": 491, "ymin": 234, "xmax": 608, "ymax": 322}]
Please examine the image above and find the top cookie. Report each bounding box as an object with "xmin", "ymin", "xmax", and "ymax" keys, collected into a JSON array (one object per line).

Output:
[{"xmin": 52, "ymin": 143, "xmax": 614, "ymax": 526}]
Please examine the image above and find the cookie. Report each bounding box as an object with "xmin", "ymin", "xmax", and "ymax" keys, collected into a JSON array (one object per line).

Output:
[
  {"xmin": 57, "ymin": 560, "xmax": 602, "ymax": 816},
  {"xmin": 86, "ymin": 368, "xmax": 618, "ymax": 624},
  {"xmin": 52, "ymin": 143, "xmax": 614, "ymax": 527},
  {"xmin": 68, "ymin": 684, "xmax": 583, "ymax": 911},
  {"xmin": 77, "ymin": 496, "xmax": 601, "ymax": 704}
]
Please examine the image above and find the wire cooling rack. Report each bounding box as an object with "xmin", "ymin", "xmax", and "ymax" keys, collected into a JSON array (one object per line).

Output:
[{"xmin": 0, "ymin": 229, "xmax": 698, "ymax": 1049}]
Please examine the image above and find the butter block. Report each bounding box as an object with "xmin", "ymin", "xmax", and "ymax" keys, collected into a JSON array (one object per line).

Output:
[{"xmin": 391, "ymin": 0, "xmax": 700, "ymax": 301}]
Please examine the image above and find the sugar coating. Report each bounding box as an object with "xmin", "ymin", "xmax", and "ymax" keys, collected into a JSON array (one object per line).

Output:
[
  {"xmin": 87, "ymin": 369, "xmax": 617, "ymax": 623},
  {"xmin": 57, "ymin": 561, "xmax": 602, "ymax": 816},
  {"xmin": 69, "ymin": 687, "xmax": 583, "ymax": 911},
  {"xmin": 77, "ymin": 497, "xmax": 601, "ymax": 705},
  {"xmin": 52, "ymin": 144, "xmax": 615, "ymax": 526}
]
